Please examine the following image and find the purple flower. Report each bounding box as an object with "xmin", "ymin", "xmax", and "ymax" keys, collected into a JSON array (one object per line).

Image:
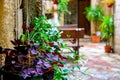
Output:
[
  {"xmin": 21, "ymin": 68, "xmax": 37, "ymax": 79},
  {"xmin": 18, "ymin": 54, "xmax": 28, "ymax": 61},
  {"xmin": 46, "ymin": 53, "xmax": 53, "ymax": 61},
  {"xmin": 37, "ymin": 59, "xmax": 43, "ymax": 65},
  {"xmin": 36, "ymin": 67, "xmax": 44, "ymax": 75},
  {"xmin": 43, "ymin": 61, "xmax": 52, "ymax": 69},
  {"xmin": 21, "ymin": 73, "xmax": 29, "ymax": 79},
  {"xmin": 34, "ymin": 43, "xmax": 39, "ymax": 47},
  {"xmin": 46, "ymin": 53, "xmax": 52, "ymax": 58},
  {"xmin": 30, "ymin": 47, "xmax": 37, "ymax": 54},
  {"xmin": 52, "ymin": 55, "xmax": 59, "ymax": 61}
]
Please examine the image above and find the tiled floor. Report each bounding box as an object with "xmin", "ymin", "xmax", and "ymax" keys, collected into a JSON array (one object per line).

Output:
[{"xmin": 66, "ymin": 40, "xmax": 120, "ymax": 80}]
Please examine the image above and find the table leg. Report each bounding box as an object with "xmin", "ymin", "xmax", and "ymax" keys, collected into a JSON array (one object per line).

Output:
[{"xmin": 1, "ymin": 75, "xmax": 3, "ymax": 80}]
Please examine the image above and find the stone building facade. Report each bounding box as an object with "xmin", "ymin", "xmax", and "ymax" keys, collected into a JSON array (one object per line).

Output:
[
  {"xmin": 114, "ymin": 0, "xmax": 120, "ymax": 54},
  {"xmin": 0, "ymin": 0, "xmax": 41, "ymax": 48},
  {"xmin": 0, "ymin": 0, "xmax": 15, "ymax": 48}
]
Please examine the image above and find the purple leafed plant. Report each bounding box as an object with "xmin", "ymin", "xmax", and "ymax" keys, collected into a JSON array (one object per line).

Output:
[{"xmin": 2, "ymin": 16, "xmax": 68, "ymax": 80}]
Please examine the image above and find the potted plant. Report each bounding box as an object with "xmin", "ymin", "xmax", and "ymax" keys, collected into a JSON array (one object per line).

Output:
[
  {"xmin": 91, "ymin": 31, "xmax": 101, "ymax": 43},
  {"xmin": 1, "ymin": 15, "xmax": 68, "ymax": 80},
  {"xmin": 99, "ymin": 15, "xmax": 114, "ymax": 53},
  {"xmin": 85, "ymin": 5, "xmax": 103, "ymax": 43},
  {"xmin": 20, "ymin": 15, "xmax": 69, "ymax": 79}
]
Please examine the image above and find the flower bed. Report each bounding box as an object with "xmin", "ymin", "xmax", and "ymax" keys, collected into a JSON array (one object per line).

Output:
[{"xmin": 1, "ymin": 16, "xmax": 68, "ymax": 80}]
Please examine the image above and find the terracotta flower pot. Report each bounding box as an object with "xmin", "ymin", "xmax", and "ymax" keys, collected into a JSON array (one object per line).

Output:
[
  {"xmin": 105, "ymin": 45, "xmax": 111, "ymax": 53},
  {"xmin": 91, "ymin": 35, "xmax": 100, "ymax": 43}
]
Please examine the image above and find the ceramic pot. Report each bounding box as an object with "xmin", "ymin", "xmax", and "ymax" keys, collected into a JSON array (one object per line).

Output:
[
  {"xmin": 105, "ymin": 45, "xmax": 111, "ymax": 53},
  {"xmin": 91, "ymin": 35, "xmax": 100, "ymax": 43}
]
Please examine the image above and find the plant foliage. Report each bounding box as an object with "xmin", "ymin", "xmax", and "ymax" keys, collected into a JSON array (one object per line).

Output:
[
  {"xmin": 2, "ymin": 15, "xmax": 68, "ymax": 80},
  {"xmin": 85, "ymin": 6, "xmax": 103, "ymax": 24},
  {"xmin": 57, "ymin": 0, "xmax": 70, "ymax": 19},
  {"xmin": 99, "ymin": 15, "xmax": 114, "ymax": 45}
]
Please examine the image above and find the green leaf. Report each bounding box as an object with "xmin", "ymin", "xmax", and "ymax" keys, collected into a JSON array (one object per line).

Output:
[{"xmin": 20, "ymin": 34, "xmax": 26, "ymax": 42}]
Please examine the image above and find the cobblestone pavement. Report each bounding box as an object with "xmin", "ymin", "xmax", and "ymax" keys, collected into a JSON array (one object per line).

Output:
[{"xmin": 66, "ymin": 41, "xmax": 120, "ymax": 80}]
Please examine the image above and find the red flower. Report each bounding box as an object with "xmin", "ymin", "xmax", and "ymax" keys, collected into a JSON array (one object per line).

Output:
[
  {"xmin": 22, "ymin": 24, "xmax": 27, "ymax": 30},
  {"xmin": 22, "ymin": 24, "xmax": 34, "ymax": 31},
  {"xmin": 49, "ymin": 42, "xmax": 54, "ymax": 46},
  {"xmin": 57, "ymin": 64, "xmax": 63, "ymax": 67},
  {"xmin": 39, "ymin": 50, "xmax": 45, "ymax": 53},
  {"xmin": 53, "ymin": 61, "xmax": 63, "ymax": 67},
  {"xmin": 107, "ymin": 3, "xmax": 113, "ymax": 8},
  {"xmin": 53, "ymin": 0, "xmax": 58, "ymax": 4},
  {"xmin": 48, "ymin": 67, "xmax": 53, "ymax": 71},
  {"xmin": 28, "ymin": 27, "xmax": 34, "ymax": 31}
]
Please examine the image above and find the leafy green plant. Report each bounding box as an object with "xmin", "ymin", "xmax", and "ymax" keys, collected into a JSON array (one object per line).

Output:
[
  {"xmin": 85, "ymin": 6, "xmax": 103, "ymax": 23},
  {"xmin": 98, "ymin": 15, "xmax": 114, "ymax": 46},
  {"xmin": 57, "ymin": 0, "xmax": 70, "ymax": 19},
  {"xmin": 21, "ymin": 15, "xmax": 63, "ymax": 52},
  {"xmin": 2, "ymin": 14, "xmax": 68, "ymax": 79},
  {"xmin": 85, "ymin": 5, "xmax": 103, "ymax": 32},
  {"xmin": 19, "ymin": 15, "xmax": 87, "ymax": 79}
]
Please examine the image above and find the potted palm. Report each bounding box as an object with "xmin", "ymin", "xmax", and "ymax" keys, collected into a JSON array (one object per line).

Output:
[
  {"xmin": 99, "ymin": 15, "xmax": 114, "ymax": 53},
  {"xmin": 85, "ymin": 5, "xmax": 103, "ymax": 43}
]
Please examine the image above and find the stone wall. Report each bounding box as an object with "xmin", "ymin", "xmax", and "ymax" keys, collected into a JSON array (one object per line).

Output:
[
  {"xmin": 0, "ymin": 0, "xmax": 15, "ymax": 48},
  {"xmin": 0, "ymin": 0, "xmax": 42, "ymax": 48},
  {"xmin": 22, "ymin": 0, "xmax": 41, "ymax": 26},
  {"xmin": 114, "ymin": 0, "xmax": 120, "ymax": 54}
]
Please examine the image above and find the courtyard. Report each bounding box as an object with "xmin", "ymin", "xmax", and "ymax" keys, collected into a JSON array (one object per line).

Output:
[
  {"xmin": 67, "ymin": 39, "xmax": 120, "ymax": 80},
  {"xmin": 0, "ymin": 0, "xmax": 120, "ymax": 80}
]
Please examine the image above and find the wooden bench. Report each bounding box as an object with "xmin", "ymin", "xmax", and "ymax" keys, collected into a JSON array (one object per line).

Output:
[{"xmin": 58, "ymin": 27, "xmax": 84, "ymax": 53}]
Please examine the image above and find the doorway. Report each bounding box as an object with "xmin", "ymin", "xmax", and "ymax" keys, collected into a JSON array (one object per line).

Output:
[{"xmin": 78, "ymin": 0, "xmax": 90, "ymax": 35}]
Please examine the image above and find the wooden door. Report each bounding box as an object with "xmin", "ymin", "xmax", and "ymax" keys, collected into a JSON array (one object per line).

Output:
[{"xmin": 78, "ymin": 0, "xmax": 90, "ymax": 35}]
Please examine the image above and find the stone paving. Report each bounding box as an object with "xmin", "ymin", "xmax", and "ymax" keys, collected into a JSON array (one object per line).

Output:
[{"xmin": 66, "ymin": 41, "xmax": 120, "ymax": 80}]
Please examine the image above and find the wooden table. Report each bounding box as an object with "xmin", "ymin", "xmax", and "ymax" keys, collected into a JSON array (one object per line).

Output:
[{"xmin": 58, "ymin": 27, "xmax": 84, "ymax": 59}]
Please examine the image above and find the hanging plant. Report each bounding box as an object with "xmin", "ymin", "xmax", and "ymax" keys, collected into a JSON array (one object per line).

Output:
[
  {"xmin": 53, "ymin": 0, "xmax": 70, "ymax": 19},
  {"xmin": 102, "ymin": 0, "xmax": 115, "ymax": 8}
]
